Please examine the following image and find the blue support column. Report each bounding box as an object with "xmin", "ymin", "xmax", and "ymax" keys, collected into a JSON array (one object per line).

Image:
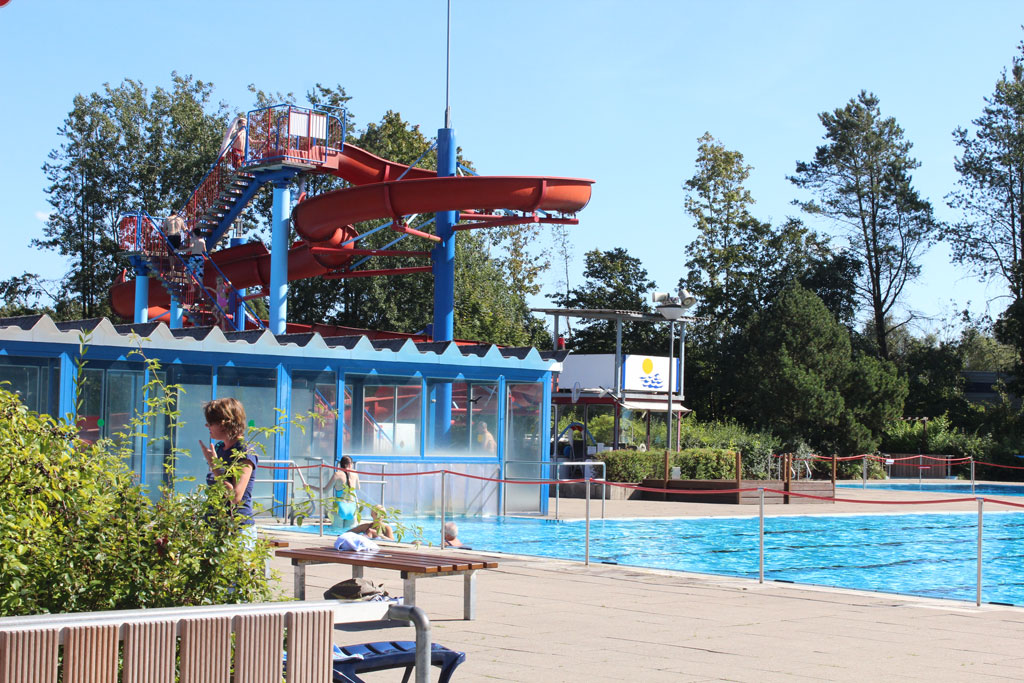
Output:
[
  {"xmin": 431, "ymin": 126, "xmax": 457, "ymax": 445},
  {"xmin": 131, "ymin": 258, "xmax": 149, "ymax": 323},
  {"xmin": 270, "ymin": 181, "xmax": 292, "ymax": 335},
  {"xmin": 58, "ymin": 352, "xmax": 76, "ymax": 423},
  {"xmin": 169, "ymin": 297, "xmax": 183, "ymax": 329},
  {"xmin": 496, "ymin": 375, "xmax": 507, "ymax": 514},
  {"xmin": 230, "ymin": 235, "xmax": 248, "ymax": 330},
  {"xmin": 431, "ymin": 127, "xmax": 457, "ymax": 342},
  {"xmin": 274, "ymin": 364, "xmax": 291, "ymax": 517},
  {"xmin": 539, "ymin": 371, "xmax": 553, "ymax": 515}
]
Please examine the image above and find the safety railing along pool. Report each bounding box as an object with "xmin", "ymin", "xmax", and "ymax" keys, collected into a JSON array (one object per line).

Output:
[{"xmin": 258, "ymin": 461, "xmax": 1024, "ymax": 608}]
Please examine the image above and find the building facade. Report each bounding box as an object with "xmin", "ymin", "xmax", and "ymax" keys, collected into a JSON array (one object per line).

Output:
[{"xmin": 0, "ymin": 315, "xmax": 566, "ymax": 518}]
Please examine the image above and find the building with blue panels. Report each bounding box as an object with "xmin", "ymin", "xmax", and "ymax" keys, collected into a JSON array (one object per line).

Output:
[{"xmin": 0, "ymin": 314, "xmax": 567, "ymax": 517}]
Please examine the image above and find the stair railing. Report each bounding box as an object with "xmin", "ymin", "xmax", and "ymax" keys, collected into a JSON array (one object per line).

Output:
[
  {"xmin": 204, "ymin": 255, "xmax": 265, "ymax": 330},
  {"xmin": 181, "ymin": 127, "xmax": 251, "ymax": 238}
]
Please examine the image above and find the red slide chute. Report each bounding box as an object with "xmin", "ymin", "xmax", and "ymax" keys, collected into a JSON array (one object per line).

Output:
[{"xmin": 110, "ymin": 143, "xmax": 593, "ymax": 321}]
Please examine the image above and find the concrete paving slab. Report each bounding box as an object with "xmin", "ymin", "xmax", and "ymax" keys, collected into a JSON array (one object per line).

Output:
[{"xmin": 263, "ymin": 488, "xmax": 1024, "ymax": 681}]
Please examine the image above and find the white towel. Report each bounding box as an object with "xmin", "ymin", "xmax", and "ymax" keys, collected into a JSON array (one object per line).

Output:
[{"xmin": 334, "ymin": 532, "xmax": 379, "ymax": 552}]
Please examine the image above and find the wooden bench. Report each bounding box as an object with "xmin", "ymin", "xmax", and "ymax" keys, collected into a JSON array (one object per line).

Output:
[
  {"xmin": 276, "ymin": 547, "xmax": 498, "ymax": 621},
  {"xmin": 0, "ymin": 600, "xmax": 436, "ymax": 683}
]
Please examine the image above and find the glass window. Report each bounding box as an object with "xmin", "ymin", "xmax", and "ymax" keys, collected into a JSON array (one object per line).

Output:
[
  {"xmin": 618, "ymin": 408, "xmax": 648, "ymax": 450},
  {"xmin": 505, "ymin": 382, "xmax": 545, "ymax": 513},
  {"xmin": 165, "ymin": 365, "xmax": 213, "ymax": 493},
  {"xmin": 429, "ymin": 380, "xmax": 499, "ymax": 456},
  {"xmin": 0, "ymin": 358, "xmax": 53, "ymax": 416},
  {"xmin": 290, "ymin": 370, "xmax": 338, "ymax": 473},
  {"xmin": 345, "ymin": 375, "xmax": 421, "ymax": 457}
]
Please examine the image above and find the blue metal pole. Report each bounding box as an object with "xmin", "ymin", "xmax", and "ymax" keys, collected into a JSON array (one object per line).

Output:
[
  {"xmin": 169, "ymin": 297, "xmax": 183, "ymax": 329},
  {"xmin": 274, "ymin": 363, "xmax": 291, "ymax": 517},
  {"xmin": 432, "ymin": 127, "xmax": 457, "ymax": 341},
  {"xmin": 132, "ymin": 261, "xmax": 149, "ymax": 324},
  {"xmin": 431, "ymin": 126, "xmax": 456, "ymax": 445},
  {"xmin": 270, "ymin": 181, "xmax": 291, "ymax": 335},
  {"xmin": 57, "ymin": 352, "xmax": 76, "ymax": 423},
  {"xmin": 230, "ymin": 235, "xmax": 248, "ymax": 330}
]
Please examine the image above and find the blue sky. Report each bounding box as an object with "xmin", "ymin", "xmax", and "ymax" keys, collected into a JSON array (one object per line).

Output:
[{"xmin": 0, "ymin": 1, "xmax": 1020, "ymax": 336}]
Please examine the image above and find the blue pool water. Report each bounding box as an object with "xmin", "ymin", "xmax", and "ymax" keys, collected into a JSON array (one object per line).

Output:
[
  {"xmin": 838, "ymin": 482, "xmax": 1024, "ymax": 497},
  {"xmin": 281, "ymin": 512, "xmax": 1024, "ymax": 605}
]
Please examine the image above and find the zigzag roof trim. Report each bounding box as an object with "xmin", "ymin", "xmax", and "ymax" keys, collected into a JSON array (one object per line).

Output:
[{"xmin": 0, "ymin": 315, "xmax": 562, "ymax": 373}]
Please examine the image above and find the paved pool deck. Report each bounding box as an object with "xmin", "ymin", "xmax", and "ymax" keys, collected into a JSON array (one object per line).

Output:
[{"xmin": 263, "ymin": 485, "xmax": 1024, "ymax": 681}]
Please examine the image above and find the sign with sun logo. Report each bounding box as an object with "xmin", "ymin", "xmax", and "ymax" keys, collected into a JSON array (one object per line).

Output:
[{"xmin": 622, "ymin": 354, "xmax": 679, "ymax": 392}]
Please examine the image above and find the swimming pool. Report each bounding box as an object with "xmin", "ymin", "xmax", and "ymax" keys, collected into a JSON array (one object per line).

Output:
[
  {"xmin": 277, "ymin": 511, "xmax": 1024, "ymax": 605},
  {"xmin": 838, "ymin": 482, "xmax": 1024, "ymax": 497}
]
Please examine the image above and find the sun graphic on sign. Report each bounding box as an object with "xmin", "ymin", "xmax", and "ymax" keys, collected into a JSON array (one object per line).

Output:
[{"xmin": 642, "ymin": 358, "xmax": 654, "ymax": 374}]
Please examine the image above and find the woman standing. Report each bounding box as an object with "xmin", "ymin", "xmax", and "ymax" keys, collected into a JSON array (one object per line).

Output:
[
  {"xmin": 320, "ymin": 455, "xmax": 360, "ymax": 532},
  {"xmin": 200, "ymin": 397, "xmax": 258, "ymax": 537}
]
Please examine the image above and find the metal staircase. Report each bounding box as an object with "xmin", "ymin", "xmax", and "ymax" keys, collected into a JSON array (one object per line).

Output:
[{"xmin": 118, "ymin": 104, "xmax": 347, "ymax": 328}]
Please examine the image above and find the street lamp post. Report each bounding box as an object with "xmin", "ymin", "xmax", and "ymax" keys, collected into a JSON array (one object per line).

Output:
[{"xmin": 654, "ymin": 290, "xmax": 697, "ymax": 482}]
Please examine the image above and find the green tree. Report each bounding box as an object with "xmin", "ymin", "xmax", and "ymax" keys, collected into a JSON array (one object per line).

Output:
[
  {"xmin": 0, "ymin": 274, "xmax": 54, "ymax": 317},
  {"xmin": 945, "ymin": 39, "xmax": 1024, "ymax": 374},
  {"xmin": 734, "ymin": 285, "xmax": 906, "ymax": 454},
  {"xmin": 896, "ymin": 335, "xmax": 970, "ymax": 425},
  {"xmin": 550, "ymin": 247, "xmax": 661, "ymax": 353},
  {"xmin": 790, "ymin": 91, "xmax": 938, "ymax": 360},
  {"xmin": 34, "ymin": 74, "xmax": 226, "ymax": 320},
  {"xmin": 681, "ymin": 134, "xmax": 859, "ymax": 419},
  {"xmin": 960, "ymin": 326, "xmax": 1016, "ymax": 371}
]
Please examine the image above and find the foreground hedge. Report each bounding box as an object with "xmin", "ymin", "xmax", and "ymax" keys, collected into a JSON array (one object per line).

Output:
[{"xmin": 0, "ymin": 384, "xmax": 272, "ymax": 617}]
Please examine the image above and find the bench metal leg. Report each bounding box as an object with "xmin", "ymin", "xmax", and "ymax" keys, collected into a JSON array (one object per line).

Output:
[
  {"xmin": 352, "ymin": 565, "xmax": 364, "ymax": 579},
  {"xmin": 464, "ymin": 570, "xmax": 478, "ymax": 621},
  {"xmin": 403, "ymin": 576, "xmax": 417, "ymax": 609},
  {"xmin": 294, "ymin": 562, "xmax": 306, "ymax": 600}
]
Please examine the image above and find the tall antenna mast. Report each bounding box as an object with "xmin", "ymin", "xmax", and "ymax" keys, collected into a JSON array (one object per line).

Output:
[{"xmin": 445, "ymin": 0, "xmax": 452, "ymax": 128}]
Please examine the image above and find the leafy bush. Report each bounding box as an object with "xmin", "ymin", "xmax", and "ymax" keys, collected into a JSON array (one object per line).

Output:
[
  {"xmin": 0, "ymin": 363, "xmax": 272, "ymax": 616},
  {"xmin": 596, "ymin": 448, "xmax": 738, "ymax": 481},
  {"xmin": 881, "ymin": 414, "xmax": 993, "ymax": 459}
]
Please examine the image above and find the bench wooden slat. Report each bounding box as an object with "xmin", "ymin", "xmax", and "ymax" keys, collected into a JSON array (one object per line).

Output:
[
  {"xmin": 234, "ymin": 613, "xmax": 284, "ymax": 683},
  {"xmin": 64, "ymin": 624, "xmax": 118, "ymax": 683},
  {"xmin": 180, "ymin": 616, "xmax": 231, "ymax": 683},
  {"xmin": 123, "ymin": 620, "xmax": 175, "ymax": 683},
  {"xmin": 276, "ymin": 547, "xmax": 498, "ymax": 573},
  {"xmin": 0, "ymin": 629, "xmax": 58, "ymax": 683},
  {"xmin": 285, "ymin": 609, "xmax": 332, "ymax": 683}
]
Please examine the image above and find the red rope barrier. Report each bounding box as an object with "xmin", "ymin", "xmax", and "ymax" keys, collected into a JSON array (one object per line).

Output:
[
  {"xmin": 974, "ymin": 461, "xmax": 1024, "ymax": 470},
  {"xmin": 265, "ymin": 462, "xmax": 1024, "ymax": 502},
  {"xmin": 765, "ymin": 488, "xmax": 980, "ymax": 505}
]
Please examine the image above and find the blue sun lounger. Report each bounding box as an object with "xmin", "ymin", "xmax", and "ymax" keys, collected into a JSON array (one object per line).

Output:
[{"xmin": 333, "ymin": 640, "xmax": 466, "ymax": 683}]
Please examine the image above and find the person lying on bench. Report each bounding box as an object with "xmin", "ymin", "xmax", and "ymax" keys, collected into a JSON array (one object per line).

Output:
[{"xmin": 348, "ymin": 506, "xmax": 395, "ymax": 541}]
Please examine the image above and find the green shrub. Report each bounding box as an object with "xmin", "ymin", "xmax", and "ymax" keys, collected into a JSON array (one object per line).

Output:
[
  {"xmin": 596, "ymin": 448, "xmax": 738, "ymax": 481},
  {"xmin": 0, "ymin": 364, "xmax": 273, "ymax": 616}
]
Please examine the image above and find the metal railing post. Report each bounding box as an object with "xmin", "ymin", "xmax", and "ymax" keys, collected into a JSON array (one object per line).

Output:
[
  {"xmin": 601, "ymin": 461, "xmax": 606, "ymax": 519},
  {"xmin": 317, "ymin": 458, "xmax": 324, "ymax": 537},
  {"xmin": 862, "ymin": 455, "xmax": 867, "ymax": 488},
  {"xmin": 977, "ymin": 497, "xmax": 984, "ymax": 607},
  {"xmin": 585, "ymin": 475, "xmax": 591, "ymax": 566},
  {"xmin": 440, "ymin": 470, "xmax": 447, "ymax": 550},
  {"xmin": 971, "ymin": 458, "xmax": 976, "ymax": 494},
  {"xmin": 919, "ymin": 454, "xmax": 923, "ymax": 485},
  {"xmin": 759, "ymin": 487, "xmax": 765, "ymax": 584},
  {"xmin": 554, "ymin": 462, "xmax": 560, "ymax": 521}
]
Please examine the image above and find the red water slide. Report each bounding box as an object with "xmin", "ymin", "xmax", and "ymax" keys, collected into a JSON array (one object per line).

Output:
[{"xmin": 110, "ymin": 143, "xmax": 593, "ymax": 320}]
